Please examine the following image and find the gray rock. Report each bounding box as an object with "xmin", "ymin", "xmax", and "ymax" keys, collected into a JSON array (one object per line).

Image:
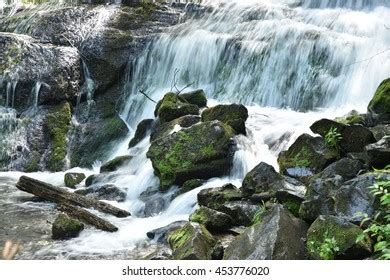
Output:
[
  {"xmin": 52, "ymin": 213, "xmax": 84, "ymax": 240},
  {"xmin": 146, "ymin": 220, "xmax": 187, "ymax": 243},
  {"xmin": 365, "ymin": 136, "xmax": 390, "ymax": 169},
  {"xmin": 190, "ymin": 207, "xmax": 234, "ymax": 232},
  {"xmin": 75, "ymin": 184, "xmax": 126, "ymax": 202}
]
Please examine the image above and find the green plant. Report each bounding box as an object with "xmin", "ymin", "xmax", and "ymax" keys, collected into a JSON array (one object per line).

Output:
[
  {"xmin": 325, "ymin": 127, "xmax": 342, "ymax": 150},
  {"xmin": 252, "ymin": 201, "xmax": 268, "ymax": 225},
  {"xmin": 308, "ymin": 231, "xmax": 340, "ymax": 260},
  {"xmin": 356, "ymin": 166, "xmax": 390, "ymax": 260}
]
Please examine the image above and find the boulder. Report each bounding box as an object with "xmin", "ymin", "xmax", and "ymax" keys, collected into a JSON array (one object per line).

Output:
[
  {"xmin": 150, "ymin": 115, "xmax": 201, "ymax": 142},
  {"xmin": 100, "ymin": 155, "xmax": 133, "ymax": 173},
  {"xmin": 167, "ymin": 222, "xmax": 217, "ymax": 260},
  {"xmin": 218, "ymin": 201, "xmax": 261, "ymax": 226},
  {"xmin": 334, "ymin": 110, "xmax": 365, "ymax": 125},
  {"xmin": 299, "ymin": 197, "xmax": 335, "ymax": 222},
  {"xmin": 179, "ymin": 89, "xmax": 207, "ymax": 107},
  {"xmin": 201, "ymin": 104, "xmax": 248, "ymax": 135},
  {"xmin": 224, "ymin": 205, "xmax": 308, "ymax": 260},
  {"xmin": 179, "ymin": 179, "xmax": 205, "ymax": 194},
  {"xmin": 369, "ymin": 125, "xmax": 390, "ymax": 141},
  {"xmin": 277, "ymin": 134, "xmax": 339, "ymax": 179},
  {"xmin": 147, "ymin": 221, "xmax": 187, "ymax": 243},
  {"xmin": 307, "ymin": 215, "xmax": 372, "ymax": 260},
  {"xmin": 368, "ymin": 78, "xmax": 390, "ymax": 120},
  {"xmin": 197, "ymin": 184, "xmax": 242, "ymax": 210},
  {"xmin": 147, "ymin": 121, "xmax": 235, "ymax": 190},
  {"xmin": 190, "ymin": 207, "xmax": 234, "ymax": 232},
  {"xmin": 128, "ymin": 119, "xmax": 154, "ymax": 148},
  {"xmin": 154, "ymin": 92, "xmax": 199, "ymax": 123},
  {"xmin": 52, "ymin": 213, "xmax": 84, "ymax": 240},
  {"xmin": 64, "ymin": 172, "xmax": 86, "ymax": 189},
  {"xmin": 75, "ymin": 184, "xmax": 126, "ymax": 202},
  {"xmin": 365, "ymin": 136, "xmax": 390, "ymax": 169}
]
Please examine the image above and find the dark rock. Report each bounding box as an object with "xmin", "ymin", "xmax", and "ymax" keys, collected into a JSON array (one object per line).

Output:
[
  {"xmin": 197, "ymin": 184, "xmax": 242, "ymax": 210},
  {"xmin": 180, "ymin": 179, "xmax": 205, "ymax": 193},
  {"xmin": 224, "ymin": 205, "xmax": 308, "ymax": 260},
  {"xmin": 128, "ymin": 119, "xmax": 154, "ymax": 148},
  {"xmin": 307, "ymin": 215, "xmax": 372, "ymax": 260},
  {"xmin": 100, "ymin": 155, "xmax": 133, "ymax": 173},
  {"xmin": 179, "ymin": 89, "xmax": 207, "ymax": 107},
  {"xmin": 299, "ymin": 197, "xmax": 335, "ymax": 222},
  {"xmin": 278, "ymin": 133, "xmax": 339, "ymax": 179},
  {"xmin": 190, "ymin": 207, "xmax": 234, "ymax": 232},
  {"xmin": 201, "ymin": 104, "xmax": 248, "ymax": 135},
  {"xmin": 52, "ymin": 213, "xmax": 84, "ymax": 240},
  {"xmin": 369, "ymin": 124, "xmax": 390, "ymax": 141},
  {"xmin": 368, "ymin": 78, "xmax": 390, "ymax": 121},
  {"xmin": 147, "ymin": 121, "xmax": 235, "ymax": 190},
  {"xmin": 64, "ymin": 172, "xmax": 86, "ymax": 189},
  {"xmin": 144, "ymin": 197, "xmax": 167, "ymax": 217},
  {"xmin": 167, "ymin": 222, "xmax": 217, "ymax": 260},
  {"xmin": 218, "ymin": 201, "xmax": 261, "ymax": 227},
  {"xmin": 150, "ymin": 115, "xmax": 201, "ymax": 142},
  {"xmin": 147, "ymin": 221, "xmax": 187, "ymax": 243},
  {"xmin": 155, "ymin": 92, "xmax": 199, "ymax": 123},
  {"xmin": 365, "ymin": 136, "xmax": 390, "ymax": 169},
  {"xmin": 143, "ymin": 247, "xmax": 172, "ymax": 260},
  {"xmin": 75, "ymin": 184, "xmax": 126, "ymax": 202},
  {"xmin": 334, "ymin": 110, "xmax": 365, "ymax": 125},
  {"xmin": 310, "ymin": 118, "xmax": 345, "ymax": 137}
]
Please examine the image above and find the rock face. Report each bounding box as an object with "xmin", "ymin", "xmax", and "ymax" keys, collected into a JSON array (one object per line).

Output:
[
  {"xmin": 307, "ymin": 215, "xmax": 372, "ymax": 260},
  {"xmin": 100, "ymin": 155, "xmax": 133, "ymax": 173},
  {"xmin": 147, "ymin": 121, "xmax": 235, "ymax": 190},
  {"xmin": 365, "ymin": 136, "xmax": 390, "ymax": 169},
  {"xmin": 128, "ymin": 119, "xmax": 154, "ymax": 148},
  {"xmin": 278, "ymin": 133, "xmax": 339, "ymax": 179},
  {"xmin": 201, "ymin": 104, "xmax": 248, "ymax": 135},
  {"xmin": 224, "ymin": 205, "xmax": 308, "ymax": 260},
  {"xmin": 64, "ymin": 172, "xmax": 86, "ymax": 189},
  {"xmin": 155, "ymin": 92, "xmax": 200, "ymax": 123},
  {"xmin": 52, "ymin": 213, "xmax": 84, "ymax": 240},
  {"xmin": 368, "ymin": 78, "xmax": 390, "ymax": 120},
  {"xmin": 167, "ymin": 222, "xmax": 217, "ymax": 260},
  {"xmin": 190, "ymin": 207, "xmax": 234, "ymax": 232}
]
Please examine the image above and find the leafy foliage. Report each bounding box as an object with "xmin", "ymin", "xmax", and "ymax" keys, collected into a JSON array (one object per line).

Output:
[
  {"xmin": 325, "ymin": 127, "xmax": 342, "ymax": 150},
  {"xmin": 308, "ymin": 231, "xmax": 340, "ymax": 260}
]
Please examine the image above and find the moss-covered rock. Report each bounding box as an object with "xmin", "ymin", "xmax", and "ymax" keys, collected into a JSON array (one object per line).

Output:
[
  {"xmin": 147, "ymin": 121, "xmax": 235, "ymax": 190},
  {"xmin": 201, "ymin": 104, "xmax": 248, "ymax": 135},
  {"xmin": 150, "ymin": 115, "xmax": 200, "ymax": 142},
  {"xmin": 334, "ymin": 110, "xmax": 365, "ymax": 125},
  {"xmin": 155, "ymin": 92, "xmax": 200, "ymax": 123},
  {"xmin": 46, "ymin": 102, "xmax": 72, "ymax": 172},
  {"xmin": 179, "ymin": 89, "xmax": 207, "ymax": 107},
  {"xmin": 128, "ymin": 119, "xmax": 154, "ymax": 148},
  {"xmin": 368, "ymin": 78, "xmax": 390, "ymax": 118},
  {"xmin": 167, "ymin": 222, "xmax": 217, "ymax": 260},
  {"xmin": 197, "ymin": 184, "xmax": 243, "ymax": 210},
  {"xmin": 100, "ymin": 155, "xmax": 133, "ymax": 173},
  {"xmin": 52, "ymin": 213, "xmax": 84, "ymax": 240},
  {"xmin": 190, "ymin": 207, "xmax": 233, "ymax": 232},
  {"xmin": 74, "ymin": 184, "xmax": 126, "ymax": 202},
  {"xmin": 278, "ymin": 134, "xmax": 339, "ymax": 180},
  {"xmin": 64, "ymin": 172, "xmax": 86, "ymax": 189},
  {"xmin": 307, "ymin": 215, "xmax": 372, "ymax": 260}
]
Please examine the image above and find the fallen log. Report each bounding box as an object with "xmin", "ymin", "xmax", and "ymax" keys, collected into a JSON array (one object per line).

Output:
[
  {"xmin": 57, "ymin": 204, "xmax": 118, "ymax": 232},
  {"xmin": 16, "ymin": 176, "xmax": 130, "ymax": 218}
]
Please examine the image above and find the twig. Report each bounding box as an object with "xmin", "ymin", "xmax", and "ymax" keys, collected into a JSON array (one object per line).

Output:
[
  {"xmin": 345, "ymin": 48, "xmax": 390, "ymax": 67},
  {"xmin": 139, "ymin": 90, "xmax": 157, "ymax": 104},
  {"xmin": 176, "ymin": 82, "xmax": 195, "ymax": 94}
]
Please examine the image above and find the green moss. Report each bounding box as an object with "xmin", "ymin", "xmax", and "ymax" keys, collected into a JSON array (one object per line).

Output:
[
  {"xmin": 25, "ymin": 151, "xmax": 41, "ymax": 172},
  {"xmin": 47, "ymin": 102, "xmax": 72, "ymax": 172},
  {"xmin": 283, "ymin": 199, "xmax": 301, "ymax": 217},
  {"xmin": 156, "ymin": 92, "xmax": 199, "ymax": 123},
  {"xmin": 168, "ymin": 224, "xmax": 194, "ymax": 251},
  {"xmin": 290, "ymin": 146, "xmax": 312, "ymax": 168},
  {"xmin": 100, "ymin": 155, "xmax": 133, "ymax": 173},
  {"xmin": 0, "ymin": 41, "xmax": 23, "ymax": 74},
  {"xmin": 180, "ymin": 90, "xmax": 207, "ymax": 107},
  {"xmin": 52, "ymin": 213, "xmax": 84, "ymax": 240},
  {"xmin": 64, "ymin": 172, "xmax": 86, "ymax": 188},
  {"xmin": 368, "ymin": 78, "xmax": 390, "ymax": 115}
]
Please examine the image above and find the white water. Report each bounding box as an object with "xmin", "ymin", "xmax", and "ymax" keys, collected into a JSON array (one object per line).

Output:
[{"xmin": 0, "ymin": 0, "xmax": 390, "ymax": 259}]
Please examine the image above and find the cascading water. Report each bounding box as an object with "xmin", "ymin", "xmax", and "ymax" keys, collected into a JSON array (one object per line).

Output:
[{"xmin": 0, "ymin": 0, "xmax": 389, "ymax": 259}]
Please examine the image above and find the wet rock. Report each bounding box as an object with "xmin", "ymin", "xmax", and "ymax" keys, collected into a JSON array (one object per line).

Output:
[
  {"xmin": 155, "ymin": 92, "xmax": 200, "ymax": 123},
  {"xmin": 190, "ymin": 207, "xmax": 234, "ymax": 232},
  {"xmin": 64, "ymin": 172, "xmax": 86, "ymax": 189},
  {"xmin": 310, "ymin": 118, "xmax": 345, "ymax": 137},
  {"xmin": 334, "ymin": 110, "xmax": 365, "ymax": 125},
  {"xmin": 278, "ymin": 133, "xmax": 339, "ymax": 180},
  {"xmin": 365, "ymin": 136, "xmax": 390, "ymax": 169},
  {"xmin": 143, "ymin": 197, "xmax": 167, "ymax": 217},
  {"xmin": 128, "ymin": 119, "xmax": 154, "ymax": 148},
  {"xmin": 179, "ymin": 179, "xmax": 205, "ymax": 194},
  {"xmin": 143, "ymin": 247, "xmax": 172, "ymax": 260},
  {"xmin": 75, "ymin": 184, "xmax": 126, "ymax": 202},
  {"xmin": 179, "ymin": 89, "xmax": 207, "ymax": 107},
  {"xmin": 167, "ymin": 222, "xmax": 217, "ymax": 260},
  {"xmin": 100, "ymin": 155, "xmax": 133, "ymax": 173},
  {"xmin": 307, "ymin": 215, "xmax": 372, "ymax": 260},
  {"xmin": 147, "ymin": 121, "xmax": 235, "ymax": 190},
  {"xmin": 218, "ymin": 201, "xmax": 261, "ymax": 227},
  {"xmin": 368, "ymin": 78, "xmax": 390, "ymax": 121},
  {"xmin": 150, "ymin": 115, "xmax": 201, "ymax": 142},
  {"xmin": 201, "ymin": 104, "xmax": 248, "ymax": 135},
  {"xmin": 299, "ymin": 197, "xmax": 335, "ymax": 222},
  {"xmin": 147, "ymin": 221, "xmax": 188, "ymax": 243},
  {"xmin": 197, "ymin": 184, "xmax": 242, "ymax": 210},
  {"xmin": 224, "ymin": 205, "xmax": 308, "ymax": 260},
  {"xmin": 369, "ymin": 124, "xmax": 390, "ymax": 141},
  {"xmin": 52, "ymin": 213, "xmax": 84, "ymax": 240}
]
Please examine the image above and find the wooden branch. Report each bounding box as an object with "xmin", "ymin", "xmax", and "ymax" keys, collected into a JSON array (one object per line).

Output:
[
  {"xmin": 16, "ymin": 176, "xmax": 130, "ymax": 218},
  {"xmin": 57, "ymin": 204, "xmax": 118, "ymax": 232},
  {"xmin": 139, "ymin": 90, "xmax": 157, "ymax": 104}
]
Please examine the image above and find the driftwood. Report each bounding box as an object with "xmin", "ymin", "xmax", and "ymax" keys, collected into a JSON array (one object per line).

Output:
[
  {"xmin": 57, "ymin": 204, "xmax": 118, "ymax": 232},
  {"xmin": 16, "ymin": 176, "xmax": 130, "ymax": 218}
]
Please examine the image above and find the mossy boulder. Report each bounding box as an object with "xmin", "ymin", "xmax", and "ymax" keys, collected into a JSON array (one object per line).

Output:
[
  {"xmin": 365, "ymin": 136, "xmax": 390, "ymax": 169},
  {"xmin": 52, "ymin": 213, "xmax": 84, "ymax": 240},
  {"xmin": 179, "ymin": 89, "xmax": 207, "ymax": 107},
  {"xmin": 74, "ymin": 184, "xmax": 126, "ymax": 202},
  {"xmin": 224, "ymin": 205, "xmax": 308, "ymax": 260},
  {"xmin": 197, "ymin": 184, "xmax": 243, "ymax": 210},
  {"xmin": 155, "ymin": 92, "xmax": 200, "ymax": 123},
  {"xmin": 150, "ymin": 115, "xmax": 201, "ymax": 142},
  {"xmin": 64, "ymin": 172, "xmax": 86, "ymax": 189},
  {"xmin": 218, "ymin": 201, "xmax": 262, "ymax": 226},
  {"xmin": 201, "ymin": 104, "xmax": 248, "ymax": 135},
  {"xmin": 334, "ymin": 110, "xmax": 365, "ymax": 125},
  {"xmin": 307, "ymin": 215, "xmax": 372, "ymax": 260},
  {"xmin": 100, "ymin": 155, "xmax": 133, "ymax": 173},
  {"xmin": 278, "ymin": 134, "xmax": 339, "ymax": 180},
  {"xmin": 190, "ymin": 207, "xmax": 233, "ymax": 232},
  {"xmin": 167, "ymin": 222, "xmax": 217, "ymax": 260},
  {"xmin": 128, "ymin": 119, "xmax": 154, "ymax": 148},
  {"xmin": 368, "ymin": 78, "xmax": 390, "ymax": 119},
  {"xmin": 46, "ymin": 102, "xmax": 72, "ymax": 172},
  {"xmin": 147, "ymin": 121, "xmax": 235, "ymax": 190}
]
